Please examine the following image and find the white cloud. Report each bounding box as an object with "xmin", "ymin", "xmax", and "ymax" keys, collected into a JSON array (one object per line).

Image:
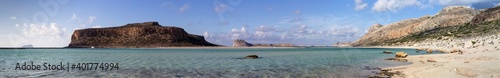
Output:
[
  {"xmin": 22, "ymin": 23, "xmax": 66, "ymax": 38},
  {"xmin": 92, "ymin": 25, "xmax": 102, "ymax": 28},
  {"xmin": 430, "ymin": 0, "xmax": 498, "ymax": 6},
  {"xmin": 252, "ymin": 25, "xmax": 280, "ymax": 39},
  {"xmin": 10, "ymin": 16, "xmax": 16, "ymax": 20},
  {"xmin": 179, "ymin": 4, "xmax": 190, "ymax": 13},
  {"xmin": 372, "ymin": 0, "xmax": 500, "ymax": 12},
  {"xmin": 15, "ymin": 24, "xmax": 19, "ymax": 27},
  {"xmin": 205, "ymin": 14, "xmax": 370, "ymax": 46},
  {"xmin": 88, "ymin": 16, "xmax": 96, "ymax": 24},
  {"xmin": 355, "ymin": 0, "xmax": 368, "ymax": 10},
  {"xmin": 17, "ymin": 23, "xmax": 71, "ymax": 47},
  {"xmin": 70, "ymin": 14, "xmax": 82, "ymax": 23},
  {"xmin": 372, "ymin": 0, "xmax": 422, "ymax": 12},
  {"xmin": 230, "ymin": 26, "xmax": 250, "ymax": 39},
  {"xmin": 203, "ymin": 31, "xmax": 209, "ymax": 38}
]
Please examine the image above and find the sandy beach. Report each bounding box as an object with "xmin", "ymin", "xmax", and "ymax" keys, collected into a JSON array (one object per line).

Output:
[
  {"xmin": 388, "ymin": 50, "xmax": 500, "ymax": 78},
  {"xmin": 383, "ymin": 33, "xmax": 500, "ymax": 78}
]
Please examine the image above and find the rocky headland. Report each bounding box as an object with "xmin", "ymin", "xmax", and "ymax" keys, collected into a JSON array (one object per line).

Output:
[
  {"xmin": 353, "ymin": 6, "xmax": 500, "ymax": 78},
  {"xmin": 67, "ymin": 22, "xmax": 219, "ymax": 48},
  {"xmin": 353, "ymin": 6, "xmax": 500, "ymax": 48},
  {"xmin": 232, "ymin": 39, "xmax": 294, "ymax": 47},
  {"xmin": 352, "ymin": 6, "xmax": 480, "ymax": 46}
]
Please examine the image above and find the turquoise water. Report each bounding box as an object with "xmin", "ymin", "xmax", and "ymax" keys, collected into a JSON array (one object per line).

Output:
[{"xmin": 0, "ymin": 47, "xmax": 431, "ymax": 78}]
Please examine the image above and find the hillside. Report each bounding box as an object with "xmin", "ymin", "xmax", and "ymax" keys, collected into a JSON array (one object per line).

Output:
[{"xmin": 352, "ymin": 6, "xmax": 500, "ymax": 46}]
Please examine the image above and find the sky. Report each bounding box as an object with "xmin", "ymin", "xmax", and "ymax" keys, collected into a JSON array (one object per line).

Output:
[{"xmin": 1, "ymin": 0, "xmax": 499, "ymax": 47}]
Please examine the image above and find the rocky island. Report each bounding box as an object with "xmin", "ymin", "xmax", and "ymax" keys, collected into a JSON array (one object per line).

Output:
[
  {"xmin": 232, "ymin": 39, "xmax": 294, "ymax": 47},
  {"xmin": 67, "ymin": 22, "xmax": 219, "ymax": 48}
]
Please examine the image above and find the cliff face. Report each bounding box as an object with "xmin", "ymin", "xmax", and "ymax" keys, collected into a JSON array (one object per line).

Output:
[
  {"xmin": 67, "ymin": 22, "xmax": 219, "ymax": 48},
  {"xmin": 232, "ymin": 39, "xmax": 294, "ymax": 47},
  {"xmin": 471, "ymin": 6, "xmax": 500, "ymax": 24},
  {"xmin": 352, "ymin": 6, "xmax": 479, "ymax": 46}
]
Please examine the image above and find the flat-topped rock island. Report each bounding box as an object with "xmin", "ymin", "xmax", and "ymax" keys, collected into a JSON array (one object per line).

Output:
[{"xmin": 67, "ymin": 22, "xmax": 219, "ymax": 48}]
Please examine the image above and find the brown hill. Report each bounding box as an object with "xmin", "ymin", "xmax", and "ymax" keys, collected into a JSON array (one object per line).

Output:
[{"xmin": 352, "ymin": 6, "xmax": 479, "ymax": 46}]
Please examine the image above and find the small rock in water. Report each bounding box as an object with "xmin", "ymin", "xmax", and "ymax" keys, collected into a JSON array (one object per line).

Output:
[
  {"xmin": 383, "ymin": 50, "xmax": 392, "ymax": 54},
  {"xmin": 426, "ymin": 49, "xmax": 433, "ymax": 53},
  {"xmin": 245, "ymin": 55, "xmax": 259, "ymax": 59},
  {"xmin": 416, "ymin": 48, "xmax": 426, "ymax": 51},
  {"xmin": 363, "ymin": 66, "xmax": 382, "ymax": 70}
]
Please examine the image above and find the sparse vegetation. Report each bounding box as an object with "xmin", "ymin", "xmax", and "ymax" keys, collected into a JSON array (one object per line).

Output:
[{"xmin": 383, "ymin": 19, "xmax": 500, "ymax": 45}]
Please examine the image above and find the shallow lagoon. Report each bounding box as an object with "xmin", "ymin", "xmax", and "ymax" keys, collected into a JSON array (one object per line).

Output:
[{"xmin": 0, "ymin": 47, "xmax": 431, "ymax": 78}]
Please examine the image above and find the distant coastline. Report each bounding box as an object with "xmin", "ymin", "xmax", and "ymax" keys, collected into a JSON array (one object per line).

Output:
[{"xmin": 0, "ymin": 47, "xmax": 65, "ymax": 49}]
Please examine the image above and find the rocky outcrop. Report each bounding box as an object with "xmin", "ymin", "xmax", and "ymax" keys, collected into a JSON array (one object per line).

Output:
[
  {"xmin": 233, "ymin": 40, "xmax": 253, "ymax": 47},
  {"xmin": 67, "ymin": 22, "xmax": 219, "ymax": 48},
  {"xmin": 383, "ymin": 50, "xmax": 392, "ymax": 54},
  {"xmin": 471, "ymin": 6, "xmax": 500, "ymax": 24},
  {"xmin": 395, "ymin": 52, "xmax": 408, "ymax": 58},
  {"xmin": 352, "ymin": 6, "xmax": 479, "ymax": 46},
  {"xmin": 232, "ymin": 39, "xmax": 294, "ymax": 47},
  {"xmin": 245, "ymin": 55, "xmax": 259, "ymax": 59}
]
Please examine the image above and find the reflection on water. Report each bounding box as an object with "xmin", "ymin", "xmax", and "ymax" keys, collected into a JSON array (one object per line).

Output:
[{"xmin": 0, "ymin": 48, "xmax": 428, "ymax": 78}]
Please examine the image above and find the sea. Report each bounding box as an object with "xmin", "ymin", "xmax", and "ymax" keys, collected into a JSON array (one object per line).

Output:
[{"xmin": 0, "ymin": 47, "xmax": 435, "ymax": 78}]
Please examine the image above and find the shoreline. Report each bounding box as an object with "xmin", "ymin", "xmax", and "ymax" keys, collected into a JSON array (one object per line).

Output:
[{"xmin": 385, "ymin": 49, "xmax": 500, "ymax": 78}]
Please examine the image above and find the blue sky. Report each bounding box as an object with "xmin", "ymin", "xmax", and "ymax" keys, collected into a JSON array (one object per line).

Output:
[{"xmin": 1, "ymin": 0, "xmax": 499, "ymax": 47}]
